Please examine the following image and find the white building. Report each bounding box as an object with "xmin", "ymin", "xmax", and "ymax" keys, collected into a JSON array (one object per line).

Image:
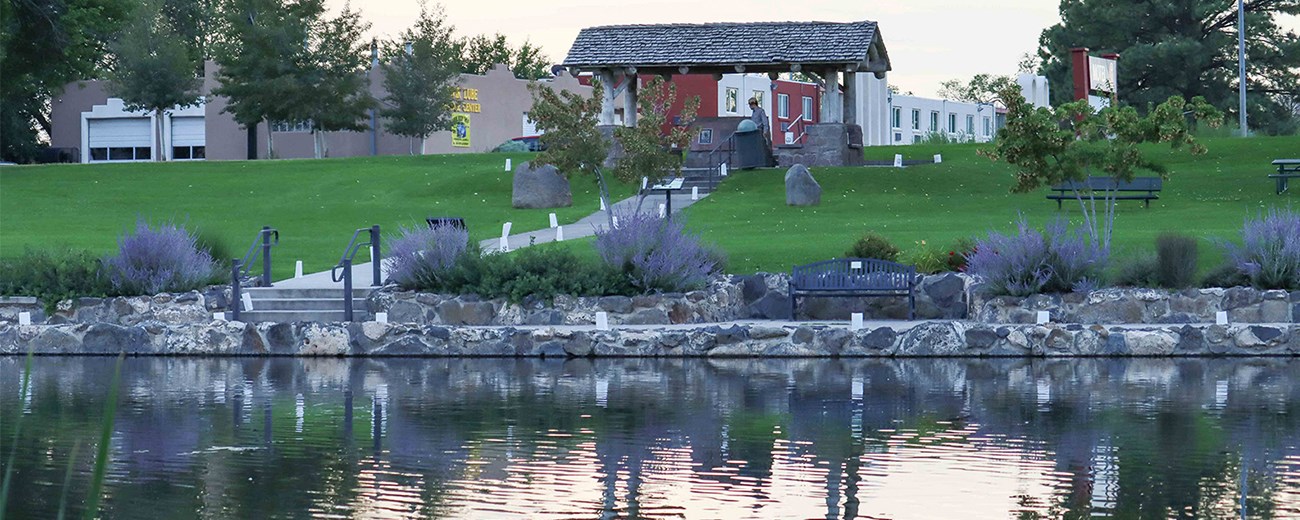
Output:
[{"xmin": 850, "ymin": 73, "xmax": 1050, "ymax": 146}]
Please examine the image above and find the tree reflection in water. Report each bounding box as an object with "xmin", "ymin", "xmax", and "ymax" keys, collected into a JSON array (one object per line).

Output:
[{"xmin": 1, "ymin": 357, "xmax": 1299, "ymax": 519}]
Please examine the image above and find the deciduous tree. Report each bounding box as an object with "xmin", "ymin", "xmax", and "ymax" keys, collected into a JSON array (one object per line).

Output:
[
  {"xmin": 526, "ymin": 81, "xmax": 612, "ymax": 222},
  {"xmin": 380, "ymin": 2, "xmax": 460, "ymax": 154},
  {"xmin": 105, "ymin": 0, "xmax": 203, "ymax": 161},
  {"xmin": 982, "ymin": 86, "xmax": 1222, "ymax": 250},
  {"xmin": 938, "ymin": 74, "xmax": 1016, "ymax": 105},
  {"xmin": 613, "ymin": 77, "xmax": 699, "ymax": 184}
]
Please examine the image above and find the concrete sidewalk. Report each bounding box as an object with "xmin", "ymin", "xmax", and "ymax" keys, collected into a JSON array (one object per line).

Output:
[{"xmin": 273, "ymin": 191, "xmax": 708, "ymax": 289}]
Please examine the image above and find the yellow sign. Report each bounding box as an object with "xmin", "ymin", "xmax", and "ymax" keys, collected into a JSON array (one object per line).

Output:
[
  {"xmin": 451, "ymin": 113, "xmax": 471, "ymax": 148},
  {"xmin": 452, "ymin": 88, "xmax": 481, "ymax": 112}
]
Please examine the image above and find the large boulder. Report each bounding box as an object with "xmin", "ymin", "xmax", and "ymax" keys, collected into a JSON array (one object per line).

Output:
[
  {"xmin": 512, "ymin": 162, "xmax": 572, "ymax": 209},
  {"xmin": 784, "ymin": 164, "xmax": 821, "ymax": 206}
]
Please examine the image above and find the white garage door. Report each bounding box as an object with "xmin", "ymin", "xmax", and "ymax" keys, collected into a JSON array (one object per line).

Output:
[
  {"xmin": 88, "ymin": 118, "xmax": 151, "ymax": 148},
  {"xmin": 171, "ymin": 116, "xmax": 205, "ymax": 147}
]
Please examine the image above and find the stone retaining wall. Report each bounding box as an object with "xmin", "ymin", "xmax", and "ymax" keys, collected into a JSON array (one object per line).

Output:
[
  {"xmin": 370, "ymin": 272, "xmax": 972, "ymax": 325},
  {"xmin": 3, "ymin": 321, "xmax": 1296, "ymax": 357},
  {"xmin": 973, "ymin": 287, "xmax": 1300, "ymax": 324}
]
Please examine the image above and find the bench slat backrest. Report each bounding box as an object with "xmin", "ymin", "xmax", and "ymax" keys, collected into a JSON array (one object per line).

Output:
[
  {"xmin": 1052, "ymin": 176, "xmax": 1162, "ymax": 192},
  {"xmin": 792, "ymin": 258, "xmax": 915, "ymax": 291}
]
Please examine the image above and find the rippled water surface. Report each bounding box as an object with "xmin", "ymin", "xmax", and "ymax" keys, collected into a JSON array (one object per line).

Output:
[{"xmin": 3, "ymin": 357, "xmax": 1300, "ymax": 519}]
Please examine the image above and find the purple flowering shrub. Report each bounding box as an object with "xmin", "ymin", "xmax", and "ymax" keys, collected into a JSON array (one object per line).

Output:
[
  {"xmin": 1223, "ymin": 209, "xmax": 1300, "ymax": 290},
  {"xmin": 384, "ymin": 224, "xmax": 472, "ymax": 290},
  {"xmin": 594, "ymin": 212, "xmax": 724, "ymax": 292},
  {"xmin": 965, "ymin": 218, "xmax": 1107, "ymax": 296},
  {"xmin": 104, "ymin": 220, "xmax": 216, "ymax": 295}
]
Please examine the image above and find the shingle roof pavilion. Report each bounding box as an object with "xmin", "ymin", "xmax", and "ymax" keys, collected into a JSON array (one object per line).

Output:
[{"xmin": 563, "ymin": 20, "xmax": 891, "ymax": 78}]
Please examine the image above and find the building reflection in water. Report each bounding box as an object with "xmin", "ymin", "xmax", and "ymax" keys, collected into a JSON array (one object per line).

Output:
[{"xmin": 2, "ymin": 357, "xmax": 1300, "ymax": 519}]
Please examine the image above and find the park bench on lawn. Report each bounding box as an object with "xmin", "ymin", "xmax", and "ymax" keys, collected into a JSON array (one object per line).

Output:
[
  {"xmin": 790, "ymin": 258, "xmax": 917, "ymax": 320},
  {"xmin": 1047, "ymin": 176, "xmax": 1162, "ymax": 210},
  {"xmin": 1269, "ymin": 159, "xmax": 1300, "ymax": 195}
]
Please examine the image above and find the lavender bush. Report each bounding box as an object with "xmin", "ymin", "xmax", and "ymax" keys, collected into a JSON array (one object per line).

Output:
[
  {"xmin": 1222, "ymin": 209, "xmax": 1300, "ymax": 290},
  {"xmin": 104, "ymin": 220, "xmax": 216, "ymax": 295},
  {"xmin": 965, "ymin": 218, "xmax": 1107, "ymax": 296},
  {"xmin": 594, "ymin": 211, "xmax": 724, "ymax": 292},
  {"xmin": 384, "ymin": 224, "xmax": 472, "ymax": 290}
]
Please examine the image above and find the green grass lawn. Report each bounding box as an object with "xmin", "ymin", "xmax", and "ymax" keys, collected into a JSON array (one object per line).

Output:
[
  {"xmin": 0, "ymin": 152, "xmax": 634, "ymax": 280},
  {"xmin": 683, "ymin": 135, "xmax": 1300, "ymax": 274},
  {"xmin": 2, "ymin": 135, "xmax": 1297, "ymax": 280}
]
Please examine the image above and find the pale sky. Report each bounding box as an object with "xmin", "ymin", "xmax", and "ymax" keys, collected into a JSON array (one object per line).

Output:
[{"xmin": 333, "ymin": 0, "xmax": 1300, "ymax": 98}]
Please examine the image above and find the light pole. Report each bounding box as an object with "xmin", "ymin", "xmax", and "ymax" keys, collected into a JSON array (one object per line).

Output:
[{"xmin": 1238, "ymin": 0, "xmax": 1248, "ymax": 137}]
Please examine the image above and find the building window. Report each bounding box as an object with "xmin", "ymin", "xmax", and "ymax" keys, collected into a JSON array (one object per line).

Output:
[
  {"xmin": 725, "ymin": 88, "xmax": 738, "ymax": 113},
  {"xmin": 802, "ymin": 96, "xmax": 814, "ymax": 122},
  {"xmin": 699, "ymin": 128, "xmax": 713, "ymax": 145},
  {"xmin": 892, "ymin": 107, "xmax": 901, "ymax": 128},
  {"xmin": 912, "ymin": 135, "xmax": 922, "ymax": 144},
  {"xmin": 911, "ymin": 109, "xmax": 920, "ymax": 130},
  {"xmin": 271, "ymin": 120, "xmax": 312, "ymax": 133},
  {"xmin": 752, "ymin": 91, "xmax": 764, "ymax": 109},
  {"xmin": 983, "ymin": 116, "xmax": 991, "ymax": 136},
  {"xmin": 91, "ymin": 146, "xmax": 152, "ymax": 162},
  {"xmin": 173, "ymin": 146, "xmax": 206, "ymax": 160},
  {"xmin": 930, "ymin": 111, "xmax": 939, "ymax": 131},
  {"xmin": 948, "ymin": 113, "xmax": 957, "ymax": 133},
  {"xmin": 777, "ymin": 94, "xmax": 789, "ymax": 118},
  {"xmin": 966, "ymin": 115, "xmax": 975, "ymax": 134}
]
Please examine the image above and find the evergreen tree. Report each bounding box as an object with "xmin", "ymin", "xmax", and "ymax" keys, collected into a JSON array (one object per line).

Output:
[
  {"xmin": 1038, "ymin": 0, "xmax": 1300, "ymax": 134},
  {"xmin": 105, "ymin": 0, "xmax": 203, "ymax": 161},
  {"xmin": 380, "ymin": 2, "xmax": 460, "ymax": 154}
]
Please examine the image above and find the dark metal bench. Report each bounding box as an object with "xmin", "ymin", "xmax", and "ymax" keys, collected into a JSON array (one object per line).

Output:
[
  {"xmin": 426, "ymin": 217, "xmax": 466, "ymax": 230},
  {"xmin": 1269, "ymin": 159, "xmax": 1300, "ymax": 194},
  {"xmin": 790, "ymin": 258, "xmax": 917, "ymax": 320},
  {"xmin": 1047, "ymin": 176, "xmax": 1162, "ymax": 209}
]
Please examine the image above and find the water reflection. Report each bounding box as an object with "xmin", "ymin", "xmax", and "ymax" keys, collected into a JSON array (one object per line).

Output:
[{"xmin": 2, "ymin": 357, "xmax": 1299, "ymax": 519}]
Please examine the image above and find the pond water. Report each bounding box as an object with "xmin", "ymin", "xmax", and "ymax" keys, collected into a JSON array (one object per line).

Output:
[{"xmin": 2, "ymin": 356, "xmax": 1300, "ymax": 519}]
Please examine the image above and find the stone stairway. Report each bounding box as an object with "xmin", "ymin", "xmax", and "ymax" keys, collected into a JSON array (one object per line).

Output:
[
  {"xmin": 234, "ymin": 287, "xmax": 375, "ymax": 322},
  {"xmin": 677, "ymin": 167, "xmax": 724, "ymax": 195}
]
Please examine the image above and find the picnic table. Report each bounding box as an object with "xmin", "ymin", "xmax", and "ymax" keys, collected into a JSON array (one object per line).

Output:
[{"xmin": 1269, "ymin": 159, "xmax": 1300, "ymax": 194}]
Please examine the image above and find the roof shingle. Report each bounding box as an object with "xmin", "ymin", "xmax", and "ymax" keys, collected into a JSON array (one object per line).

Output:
[{"xmin": 563, "ymin": 21, "xmax": 884, "ymax": 69}]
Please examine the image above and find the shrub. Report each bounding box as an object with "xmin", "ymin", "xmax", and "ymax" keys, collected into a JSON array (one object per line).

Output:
[
  {"xmin": 904, "ymin": 240, "xmax": 947, "ymax": 274},
  {"xmin": 1111, "ymin": 254, "xmax": 1158, "ymax": 287},
  {"xmin": 0, "ymin": 247, "xmax": 113, "ymax": 313},
  {"xmin": 103, "ymin": 220, "xmax": 216, "ymax": 295},
  {"xmin": 1221, "ymin": 209, "xmax": 1300, "ymax": 290},
  {"xmin": 846, "ymin": 232, "xmax": 900, "ymax": 262},
  {"xmin": 192, "ymin": 227, "xmax": 234, "ymax": 265},
  {"xmin": 1201, "ymin": 262, "xmax": 1250, "ymax": 288},
  {"xmin": 965, "ymin": 218, "xmax": 1107, "ymax": 296},
  {"xmin": 946, "ymin": 237, "xmax": 977, "ymax": 272},
  {"xmin": 384, "ymin": 223, "xmax": 471, "ymax": 290},
  {"xmin": 594, "ymin": 212, "xmax": 723, "ymax": 292},
  {"xmin": 439, "ymin": 245, "xmax": 634, "ymax": 303},
  {"xmin": 1155, "ymin": 233, "xmax": 1198, "ymax": 288}
]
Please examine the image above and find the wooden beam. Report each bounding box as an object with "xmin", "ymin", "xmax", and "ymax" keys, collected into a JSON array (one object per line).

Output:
[{"xmin": 734, "ymin": 64, "xmax": 746, "ymax": 73}]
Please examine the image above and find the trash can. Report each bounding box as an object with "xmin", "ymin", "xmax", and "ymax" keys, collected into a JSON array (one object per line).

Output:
[
  {"xmin": 732, "ymin": 119, "xmax": 769, "ymax": 169},
  {"xmin": 426, "ymin": 217, "xmax": 466, "ymax": 231}
]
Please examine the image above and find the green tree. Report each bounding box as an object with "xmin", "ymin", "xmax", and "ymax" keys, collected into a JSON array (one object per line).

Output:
[
  {"xmin": 982, "ymin": 86, "xmax": 1222, "ymax": 249},
  {"xmin": 938, "ymin": 74, "xmax": 1016, "ymax": 105},
  {"xmin": 526, "ymin": 81, "xmax": 613, "ymax": 222},
  {"xmin": 212, "ymin": 0, "xmax": 317, "ymax": 158},
  {"xmin": 380, "ymin": 2, "xmax": 460, "ymax": 155},
  {"xmin": 0, "ymin": 0, "xmax": 133, "ymax": 162},
  {"xmin": 160, "ymin": 0, "xmax": 218, "ymax": 66},
  {"xmin": 1037, "ymin": 0, "xmax": 1300, "ymax": 134},
  {"xmin": 459, "ymin": 33, "xmax": 550, "ymax": 80},
  {"xmin": 294, "ymin": 3, "xmax": 375, "ymax": 158},
  {"xmin": 105, "ymin": 0, "xmax": 203, "ymax": 162},
  {"xmin": 613, "ymin": 77, "xmax": 700, "ymax": 184}
]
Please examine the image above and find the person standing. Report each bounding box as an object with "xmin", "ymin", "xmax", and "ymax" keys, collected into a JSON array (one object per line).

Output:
[{"xmin": 748, "ymin": 97, "xmax": 774, "ymax": 166}]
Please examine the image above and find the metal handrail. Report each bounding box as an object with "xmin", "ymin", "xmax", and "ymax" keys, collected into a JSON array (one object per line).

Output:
[
  {"xmin": 229, "ymin": 226, "xmax": 278, "ymax": 321},
  {"xmin": 787, "ymin": 113, "xmax": 809, "ymax": 145},
  {"xmin": 330, "ymin": 225, "xmax": 381, "ymax": 321}
]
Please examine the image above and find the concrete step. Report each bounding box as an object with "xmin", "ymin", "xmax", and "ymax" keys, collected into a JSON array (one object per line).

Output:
[
  {"xmin": 232, "ymin": 309, "xmax": 370, "ymax": 323},
  {"xmin": 244, "ymin": 287, "xmax": 375, "ymax": 299},
  {"xmin": 248, "ymin": 298, "xmax": 369, "ymax": 311}
]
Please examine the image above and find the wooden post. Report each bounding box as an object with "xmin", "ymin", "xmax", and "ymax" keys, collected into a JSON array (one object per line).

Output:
[
  {"xmin": 842, "ymin": 71, "xmax": 857, "ymax": 125},
  {"xmin": 598, "ymin": 69, "xmax": 616, "ymax": 126},
  {"xmin": 623, "ymin": 74, "xmax": 638, "ymax": 127},
  {"xmin": 821, "ymin": 69, "xmax": 842, "ymax": 124}
]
